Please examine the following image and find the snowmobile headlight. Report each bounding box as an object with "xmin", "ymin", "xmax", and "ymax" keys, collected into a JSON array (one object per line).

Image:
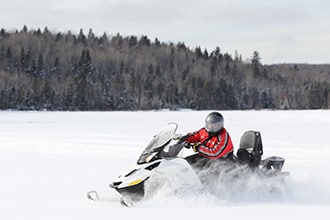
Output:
[
  {"xmin": 145, "ymin": 155, "xmax": 153, "ymax": 163},
  {"xmin": 128, "ymin": 179, "xmax": 143, "ymax": 186},
  {"xmin": 145, "ymin": 152, "xmax": 157, "ymax": 163}
]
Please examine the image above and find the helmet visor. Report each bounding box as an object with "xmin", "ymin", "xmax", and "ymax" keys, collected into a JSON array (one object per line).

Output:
[{"xmin": 205, "ymin": 121, "xmax": 222, "ymax": 133}]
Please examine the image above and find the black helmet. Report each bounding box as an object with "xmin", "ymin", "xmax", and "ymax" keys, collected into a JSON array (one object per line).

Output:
[{"xmin": 205, "ymin": 112, "xmax": 224, "ymax": 134}]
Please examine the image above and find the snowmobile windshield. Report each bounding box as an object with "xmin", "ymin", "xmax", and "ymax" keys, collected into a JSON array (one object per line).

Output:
[{"xmin": 137, "ymin": 122, "xmax": 178, "ymax": 164}]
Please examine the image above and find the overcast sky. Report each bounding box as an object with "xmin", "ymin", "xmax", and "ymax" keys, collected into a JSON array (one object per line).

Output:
[{"xmin": 1, "ymin": 0, "xmax": 329, "ymax": 64}]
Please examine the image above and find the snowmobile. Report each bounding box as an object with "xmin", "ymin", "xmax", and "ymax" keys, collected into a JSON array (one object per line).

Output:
[{"xmin": 88, "ymin": 122, "xmax": 289, "ymax": 206}]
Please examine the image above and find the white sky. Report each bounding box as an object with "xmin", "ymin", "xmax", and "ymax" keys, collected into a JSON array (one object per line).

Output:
[{"xmin": 1, "ymin": 0, "xmax": 330, "ymax": 64}]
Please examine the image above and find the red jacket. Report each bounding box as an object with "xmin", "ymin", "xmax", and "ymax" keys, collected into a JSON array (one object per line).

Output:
[{"xmin": 185, "ymin": 128, "xmax": 234, "ymax": 160}]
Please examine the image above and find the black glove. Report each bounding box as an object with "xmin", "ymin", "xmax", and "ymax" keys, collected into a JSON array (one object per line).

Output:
[
  {"xmin": 178, "ymin": 134, "xmax": 190, "ymax": 144},
  {"xmin": 182, "ymin": 142, "xmax": 191, "ymax": 149}
]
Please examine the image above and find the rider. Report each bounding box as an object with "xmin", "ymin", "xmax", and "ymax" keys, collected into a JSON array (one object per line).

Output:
[{"xmin": 178, "ymin": 112, "xmax": 234, "ymax": 167}]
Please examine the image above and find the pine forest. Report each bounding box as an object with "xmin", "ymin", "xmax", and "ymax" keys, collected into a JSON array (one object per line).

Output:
[{"xmin": 0, "ymin": 26, "xmax": 329, "ymax": 111}]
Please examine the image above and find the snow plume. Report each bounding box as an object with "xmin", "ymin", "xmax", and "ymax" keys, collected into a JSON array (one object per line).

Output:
[
  {"xmin": 193, "ymin": 161, "xmax": 289, "ymax": 204},
  {"xmin": 140, "ymin": 159, "xmax": 290, "ymax": 207},
  {"xmin": 141, "ymin": 158, "xmax": 330, "ymax": 207},
  {"xmin": 141, "ymin": 158, "xmax": 222, "ymax": 207}
]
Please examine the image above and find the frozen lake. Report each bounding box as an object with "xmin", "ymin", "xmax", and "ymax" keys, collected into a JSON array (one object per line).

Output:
[{"xmin": 0, "ymin": 110, "xmax": 330, "ymax": 219}]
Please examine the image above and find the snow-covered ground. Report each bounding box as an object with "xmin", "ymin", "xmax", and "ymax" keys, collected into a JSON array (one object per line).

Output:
[{"xmin": 0, "ymin": 110, "xmax": 330, "ymax": 219}]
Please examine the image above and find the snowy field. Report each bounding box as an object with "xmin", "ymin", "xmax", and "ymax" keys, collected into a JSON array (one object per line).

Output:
[{"xmin": 0, "ymin": 110, "xmax": 330, "ymax": 220}]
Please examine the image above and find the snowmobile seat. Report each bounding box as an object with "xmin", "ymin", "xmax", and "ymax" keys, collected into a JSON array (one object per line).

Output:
[{"xmin": 237, "ymin": 130, "xmax": 263, "ymax": 167}]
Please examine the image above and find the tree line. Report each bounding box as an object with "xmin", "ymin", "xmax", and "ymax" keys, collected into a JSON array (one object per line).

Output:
[{"xmin": 0, "ymin": 26, "xmax": 329, "ymax": 110}]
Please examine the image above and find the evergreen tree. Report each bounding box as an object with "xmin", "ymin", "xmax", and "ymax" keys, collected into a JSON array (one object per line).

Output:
[{"xmin": 251, "ymin": 51, "xmax": 262, "ymax": 78}]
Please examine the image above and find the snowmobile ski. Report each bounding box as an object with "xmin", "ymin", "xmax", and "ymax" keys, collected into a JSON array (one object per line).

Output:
[
  {"xmin": 120, "ymin": 196, "xmax": 134, "ymax": 207},
  {"xmin": 87, "ymin": 191, "xmax": 99, "ymax": 201}
]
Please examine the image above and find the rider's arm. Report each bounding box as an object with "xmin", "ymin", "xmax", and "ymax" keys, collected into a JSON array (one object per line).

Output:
[{"xmin": 183, "ymin": 130, "xmax": 202, "ymax": 143}]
